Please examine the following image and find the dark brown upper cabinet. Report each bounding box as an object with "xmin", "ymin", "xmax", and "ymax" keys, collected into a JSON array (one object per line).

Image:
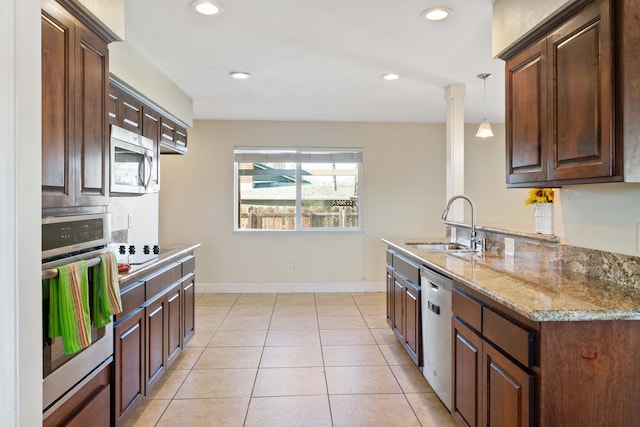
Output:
[
  {"xmin": 503, "ymin": 0, "xmax": 620, "ymax": 187},
  {"xmin": 109, "ymin": 77, "xmax": 188, "ymax": 156},
  {"xmin": 42, "ymin": 0, "xmax": 115, "ymax": 209},
  {"xmin": 108, "ymin": 87, "xmax": 143, "ymax": 135}
]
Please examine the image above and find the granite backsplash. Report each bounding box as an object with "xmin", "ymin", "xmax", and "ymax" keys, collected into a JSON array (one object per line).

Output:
[{"xmin": 446, "ymin": 221, "xmax": 640, "ymax": 292}]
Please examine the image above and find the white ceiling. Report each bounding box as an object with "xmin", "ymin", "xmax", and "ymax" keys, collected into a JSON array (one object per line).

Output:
[{"xmin": 124, "ymin": 0, "xmax": 504, "ymax": 123}]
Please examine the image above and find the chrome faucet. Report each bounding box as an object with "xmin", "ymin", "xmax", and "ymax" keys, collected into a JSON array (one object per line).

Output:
[{"xmin": 441, "ymin": 195, "xmax": 481, "ymax": 250}]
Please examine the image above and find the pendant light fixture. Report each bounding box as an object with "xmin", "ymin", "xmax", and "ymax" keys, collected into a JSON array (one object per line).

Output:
[{"xmin": 475, "ymin": 73, "xmax": 494, "ymax": 138}]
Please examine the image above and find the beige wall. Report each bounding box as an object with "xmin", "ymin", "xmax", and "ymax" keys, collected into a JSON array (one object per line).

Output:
[
  {"xmin": 109, "ymin": 42, "xmax": 193, "ymax": 126},
  {"xmin": 464, "ymin": 124, "xmax": 531, "ymax": 232},
  {"xmin": 76, "ymin": 0, "xmax": 125, "ymax": 39},
  {"xmin": 71, "ymin": 0, "xmax": 193, "ymax": 124},
  {"xmin": 159, "ymin": 119, "xmax": 640, "ymax": 287},
  {"xmin": 492, "ymin": 0, "xmax": 571, "ymax": 56},
  {"xmin": 159, "ymin": 120, "xmax": 448, "ymax": 286},
  {"xmin": 464, "ymin": 124, "xmax": 640, "ymax": 257},
  {"xmin": 558, "ymin": 183, "xmax": 640, "ymax": 255}
]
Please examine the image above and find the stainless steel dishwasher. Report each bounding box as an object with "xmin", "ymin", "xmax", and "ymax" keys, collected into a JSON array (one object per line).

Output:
[{"xmin": 420, "ymin": 266, "xmax": 453, "ymax": 411}]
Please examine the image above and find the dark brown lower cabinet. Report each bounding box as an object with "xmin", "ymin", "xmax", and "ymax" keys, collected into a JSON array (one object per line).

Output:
[
  {"xmin": 392, "ymin": 274, "xmax": 405, "ymax": 342},
  {"xmin": 166, "ymin": 282, "xmax": 183, "ymax": 366},
  {"xmin": 182, "ymin": 272, "xmax": 196, "ymax": 344},
  {"xmin": 452, "ymin": 317, "xmax": 533, "ymax": 427},
  {"xmin": 113, "ymin": 251, "xmax": 196, "ymax": 426},
  {"xmin": 113, "ymin": 308, "xmax": 144, "ymax": 425},
  {"xmin": 385, "ymin": 249, "xmax": 421, "ymax": 367},
  {"xmin": 43, "ymin": 361, "xmax": 112, "ymax": 427},
  {"xmin": 145, "ymin": 294, "xmax": 166, "ymax": 391},
  {"xmin": 452, "ymin": 318, "xmax": 482, "ymax": 427},
  {"xmin": 482, "ymin": 343, "xmax": 533, "ymax": 426},
  {"xmin": 404, "ymin": 282, "xmax": 420, "ymax": 359},
  {"xmin": 386, "ymin": 265, "xmax": 394, "ymax": 327}
]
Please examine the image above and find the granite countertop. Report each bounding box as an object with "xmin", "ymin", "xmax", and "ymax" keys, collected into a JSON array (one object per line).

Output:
[
  {"xmin": 383, "ymin": 238, "xmax": 640, "ymax": 322},
  {"xmin": 118, "ymin": 243, "xmax": 201, "ymax": 286}
]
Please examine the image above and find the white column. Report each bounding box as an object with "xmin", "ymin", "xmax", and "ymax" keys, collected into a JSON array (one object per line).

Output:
[
  {"xmin": 0, "ymin": 0, "xmax": 42, "ymax": 425},
  {"xmin": 444, "ymin": 84, "xmax": 466, "ymax": 222}
]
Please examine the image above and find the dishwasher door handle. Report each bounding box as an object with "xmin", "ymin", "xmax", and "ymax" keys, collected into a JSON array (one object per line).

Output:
[{"xmin": 427, "ymin": 300, "xmax": 441, "ymax": 315}]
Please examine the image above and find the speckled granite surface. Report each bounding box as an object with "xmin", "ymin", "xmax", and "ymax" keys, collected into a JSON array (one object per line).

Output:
[
  {"xmin": 383, "ymin": 233, "xmax": 640, "ymax": 322},
  {"xmin": 118, "ymin": 243, "xmax": 201, "ymax": 286}
]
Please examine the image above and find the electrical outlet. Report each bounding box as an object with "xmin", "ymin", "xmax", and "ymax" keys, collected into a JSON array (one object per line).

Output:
[
  {"xmin": 128, "ymin": 214, "xmax": 134, "ymax": 229},
  {"xmin": 287, "ymin": 263, "xmax": 294, "ymax": 274},
  {"xmin": 450, "ymin": 227, "xmax": 456, "ymax": 242},
  {"xmin": 504, "ymin": 237, "xmax": 515, "ymax": 257}
]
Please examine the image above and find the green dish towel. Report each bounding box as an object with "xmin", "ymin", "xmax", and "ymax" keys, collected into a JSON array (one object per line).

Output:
[
  {"xmin": 92, "ymin": 251, "xmax": 123, "ymax": 328},
  {"xmin": 49, "ymin": 261, "xmax": 92, "ymax": 354}
]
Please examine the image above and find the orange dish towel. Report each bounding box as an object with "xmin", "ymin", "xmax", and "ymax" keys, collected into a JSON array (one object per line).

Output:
[
  {"xmin": 93, "ymin": 251, "xmax": 123, "ymax": 328},
  {"xmin": 49, "ymin": 261, "xmax": 92, "ymax": 354}
]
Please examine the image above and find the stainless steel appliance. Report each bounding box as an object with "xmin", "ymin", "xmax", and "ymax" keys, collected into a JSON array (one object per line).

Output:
[
  {"xmin": 420, "ymin": 266, "xmax": 453, "ymax": 411},
  {"xmin": 110, "ymin": 125, "xmax": 156, "ymax": 195},
  {"xmin": 42, "ymin": 213, "xmax": 114, "ymax": 416}
]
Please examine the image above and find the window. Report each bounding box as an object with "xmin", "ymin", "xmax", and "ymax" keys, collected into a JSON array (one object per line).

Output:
[{"xmin": 234, "ymin": 148, "xmax": 362, "ymax": 231}]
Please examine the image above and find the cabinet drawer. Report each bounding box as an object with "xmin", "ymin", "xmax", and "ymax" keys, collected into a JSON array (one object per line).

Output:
[
  {"xmin": 386, "ymin": 250, "xmax": 395, "ymax": 266},
  {"xmin": 453, "ymin": 288, "xmax": 482, "ymax": 333},
  {"xmin": 116, "ymin": 281, "xmax": 145, "ymax": 322},
  {"xmin": 392, "ymin": 254, "xmax": 420, "ymax": 284},
  {"xmin": 146, "ymin": 263, "xmax": 181, "ymax": 300},
  {"xmin": 483, "ymin": 307, "xmax": 535, "ymax": 367},
  {"xmin": 181, "ymin": 255, "xmax": 195, "ymax": 276}
]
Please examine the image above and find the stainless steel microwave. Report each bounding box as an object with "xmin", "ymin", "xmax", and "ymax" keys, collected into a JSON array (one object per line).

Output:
[{"xmin": 110, "ymin": 125, "xmax": 157, "ymax": 195}]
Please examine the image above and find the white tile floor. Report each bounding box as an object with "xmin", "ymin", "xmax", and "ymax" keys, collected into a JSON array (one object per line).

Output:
[{"xmin": 123, "ymin": 292, "xmax": 456, "ymax": 427}]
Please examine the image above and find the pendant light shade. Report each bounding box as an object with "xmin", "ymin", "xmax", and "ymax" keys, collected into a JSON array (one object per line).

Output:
[
  {"xmin": 476, "ymin": 119, "xmax": 494, "ymax": 138},
  {"xmin": 476, "ymin": 73, "xmax": 493, "ymax": 139}
]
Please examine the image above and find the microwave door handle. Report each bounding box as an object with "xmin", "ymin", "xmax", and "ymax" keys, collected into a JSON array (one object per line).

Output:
[
  {"xmin": 137, "ymin": 156, "xmax": 146, "ymax": 188},
  {"xmin": 144, "ymin": 154, "xmax": 153, "ymax": 189}
]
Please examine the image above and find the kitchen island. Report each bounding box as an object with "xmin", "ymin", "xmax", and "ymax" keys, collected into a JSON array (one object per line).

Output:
[{"xmin": 383, "ymin": 236, "xmax": 640, "ymax": 427}]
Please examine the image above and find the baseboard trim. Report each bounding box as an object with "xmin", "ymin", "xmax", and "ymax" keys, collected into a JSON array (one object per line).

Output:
[{"xmin": 195, "ymin": 282, "xmax": 385, "ymax": 293}]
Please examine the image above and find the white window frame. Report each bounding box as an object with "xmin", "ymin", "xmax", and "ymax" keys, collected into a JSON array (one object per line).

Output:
[{"xmin": 233, "ymin": 147, "xmax": 363, "ymax": 232}]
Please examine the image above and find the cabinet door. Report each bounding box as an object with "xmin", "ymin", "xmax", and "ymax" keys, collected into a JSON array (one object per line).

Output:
[
  {"xmin": 482, "ymin": 342, "xmax": 534, "ymax": 427},
  {"xmin": 41, "ymin": 4, "xmax": 74, "ymax": 208},
  {"xmin": 386, "ymin": 266, "xmax": 394, "ymax": 328},
  {"xmin": 506, "ymin": 39, "xmax": 548, "ymax": 186},
  {"xmin": 160, "ymin": 117, "xmax": 176, "ymax": 146},
  {"xmin": 146, "ymin": 297, "xmax": 166, "ymax": 390},
  {"xmin": 114, "ymin": 308, "xmax": 145, "ymax": 425},
  {"xmin": 404, "ymin": 283, "xmax": 420, "ymax": 364},
  {"xmin": 73, "ymin": 19, "xmax": 109, "ymax": 207},
  {"xmin": 107, "ymin": 87, "xmax": 120, "ymax": 127},
  {"xmin": 182, "ymin": 273, "xmax": 196, "ymax": 345},
  {"xmin": 175, "ymin": 125, "xmax": 188, "ymax": 150},
  {"xmin": 452, "ymin": 317, "xmax": 482, "ymax": 427},
  {"xmin": 392, "ymin": 274, "xmax": 405, "ymax": 341},
  {"xmin": 547, "ymin": 0, "xmax": 614, "ymax": 182},
  {"xmin": 166, "ymin": 283, "xmax": 183, "ymax": 367},
  {"xmin": 119, "ymin": 91, "xmax": 143, "ymax": 134}
]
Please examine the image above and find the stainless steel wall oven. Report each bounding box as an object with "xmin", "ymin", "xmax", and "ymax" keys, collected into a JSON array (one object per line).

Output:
[{"xmin": 41, "ymin": 213, "xmax": 114, "ymax": 418}]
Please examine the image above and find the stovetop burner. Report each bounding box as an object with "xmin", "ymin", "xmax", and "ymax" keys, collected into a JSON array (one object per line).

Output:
[{"xmin": 110, "ymin": 243, "xmax": 171, "ymax": 265}]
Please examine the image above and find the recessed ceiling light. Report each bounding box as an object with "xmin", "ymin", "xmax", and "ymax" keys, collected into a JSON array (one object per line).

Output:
[
  {"xmin": 381, "ymin": 73, "xmax": 400, "ymax": 81},
  {"xmin": 229, "ymin": 71, "xmax": 251, "ymax": 79},
  {"xmin": 422, "ymin": 7, "xmax": 452, "ymax": 21},
  {"xmin": 191, "ymin": 0, "xmax": 223, "ymax": 16}
]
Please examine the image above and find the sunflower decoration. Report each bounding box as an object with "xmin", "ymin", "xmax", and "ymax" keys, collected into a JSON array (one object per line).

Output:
[{"xmin": 524, "ymin": 188, "xmax": 554, "ymax": 206}]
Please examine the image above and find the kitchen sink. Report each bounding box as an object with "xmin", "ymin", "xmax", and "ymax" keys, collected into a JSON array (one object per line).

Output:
[{"xmin": 404, "ymin": 242, "xmax": 471, "ymax": 251}]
